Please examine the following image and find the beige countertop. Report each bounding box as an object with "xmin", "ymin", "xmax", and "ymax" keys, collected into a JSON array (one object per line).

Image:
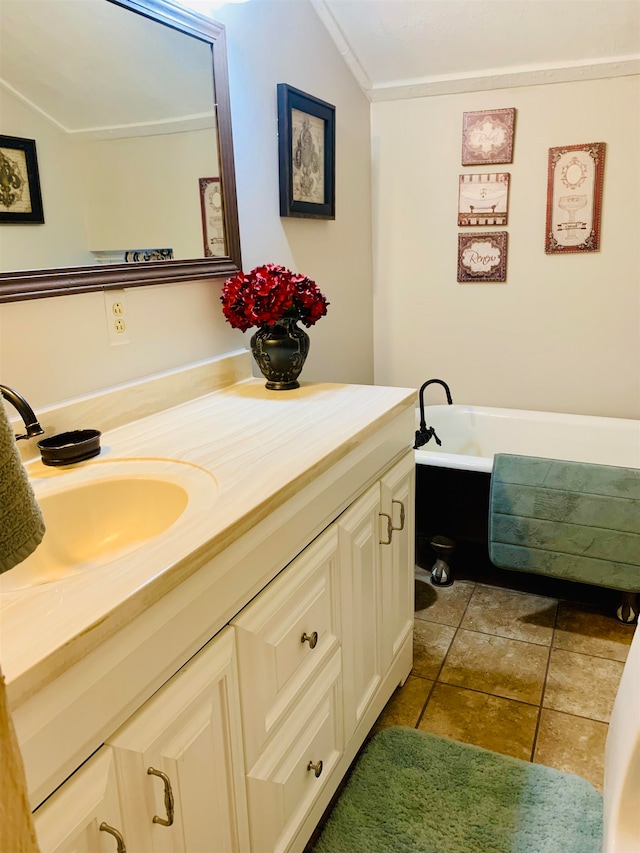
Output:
[{"xmin": 0, "ymin": 377, "xmax": 415, "ymax": 703}]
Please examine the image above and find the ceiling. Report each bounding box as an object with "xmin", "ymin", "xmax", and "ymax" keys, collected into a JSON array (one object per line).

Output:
[{"xmin": 310, "ymin": 0, "xmax": 640, "ymax": 100}]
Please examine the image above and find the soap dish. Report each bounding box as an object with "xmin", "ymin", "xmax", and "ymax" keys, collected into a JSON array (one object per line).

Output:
[{"xmin": 38, "ymin": 429, "xmax": 102, "ymax": 466}]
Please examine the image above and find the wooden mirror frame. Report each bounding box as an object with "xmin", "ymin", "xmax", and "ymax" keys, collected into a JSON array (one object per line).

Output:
[{"xmin": 0, "ymin": 0, "xmax": 241, "ymax": 304}]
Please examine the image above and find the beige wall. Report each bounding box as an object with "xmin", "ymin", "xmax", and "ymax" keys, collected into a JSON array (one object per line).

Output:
[
  {"xmin": 0, "ymin": 0, "xmax": 374, "ymax": 409},
  {"xmin": 371, "ymin": 76, "xmax": 640, "ymax": 419}
]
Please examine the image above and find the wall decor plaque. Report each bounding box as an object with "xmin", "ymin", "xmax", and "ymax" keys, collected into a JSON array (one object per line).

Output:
[
  {"xmin": 458, "ymin": 232, "xmax": 508, "ymax": 283},
  {"xmin": 461, "ymin": 108, "xmax": 516, "ymax": 166},
  {"xmin": 0, "ymin": 135, "xmax": 44, "ymax": 223},
  {"xmin": 277, "ymin": 84, "xmax": 335, "ymax": 220},
  {"xmin": 545, "ymin": 142, "xmax": 605, "ymax": 254},
  {"xmin": 458, "ymin": 172, "xmax": 510, "ymax": 226}
]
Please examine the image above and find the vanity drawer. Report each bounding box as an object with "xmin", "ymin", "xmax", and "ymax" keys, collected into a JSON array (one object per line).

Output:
[
  {"xmin": 232, "ymin": 525, "xmax": 340, "ymax": 769},
  {"xmin": 245, "ymin": 650, "xmax": 343, "ymax": 853}
]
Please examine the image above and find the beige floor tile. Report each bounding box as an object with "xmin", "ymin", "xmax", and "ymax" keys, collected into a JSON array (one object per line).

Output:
[
  {"xmin": 544, "ymin": 648, "xmax": 624, "ymax": 722},
  {"xmin": 461, "ymin": 585, "xmax": 557, "ymax": 646},
  {"xmin": 412, "ymin": 620, "xmax": 456, "ymax": 680},
  {"xmin": 439, "ymin": 629, "xmax": 549, "ymax": 705},
  {"xmin": 534, "ymin": 708, "xmax": 607, "ymax": 792},
  {"xmin": 418, "ymin": 682, "xmax": 538, "ymax": 761},
  {"xmin": 372, "ymin": 675, "xmax": 433, "ymax": 733},
  {"xmin": 553, "ymin": 602, "xmax": 635, "ymax": 662},
  {"xmin": 414, "ymin": 572, "xmax": 474, "ymax": 627}
]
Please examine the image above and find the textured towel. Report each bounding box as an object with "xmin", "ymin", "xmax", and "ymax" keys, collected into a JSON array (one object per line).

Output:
[
  {"xmin": 0, "ymin": 402, "xmax": 45, "ymax": 574},
  {"xmin": 489, "ymin": 454, "xmax": 640, "ymax": 592},
  {"xmin": 0, "ymin": 670, "xmax": 41, "ymax": 852}
]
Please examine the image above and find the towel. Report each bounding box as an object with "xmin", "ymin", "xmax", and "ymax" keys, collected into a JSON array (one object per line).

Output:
[
  {"xmin": 0, "ymin": 670, "xmax": 40, "ymax": 852},
  {"xmin": 0, "ymin": 401, "xmax": 45, "ymax": 574},
  {"xmin": 489, "ymin": 454, "xmax": 640, "ymax": 592}
]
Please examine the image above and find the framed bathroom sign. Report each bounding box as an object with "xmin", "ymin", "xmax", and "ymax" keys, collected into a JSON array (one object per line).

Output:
[
  {"xmin": 277, "ymin": 84, "xmax": 335, "ymax": 220},
  {"xmin": 545, "ymin": 142, "xmax": 605, "ymax": 254},
  {"xmin": 457, "ymin": 232, "xmax": 508, "ymax": 283},
  {"xmin": 458, "ymin": 172, "xmax": 510, "ymax": 226},
  {"xmin": 461, "ymin": 108, "xmax": 516, "ymax": 165}
]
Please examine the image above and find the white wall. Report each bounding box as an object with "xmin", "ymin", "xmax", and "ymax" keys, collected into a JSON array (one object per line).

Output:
[
  {"xmin": 372, "ymin": 76, "xmax": 640, "ymax": 419},
  {"xmin": 0, "ymin": 0, "xmax": 374, "ymax": 409}
]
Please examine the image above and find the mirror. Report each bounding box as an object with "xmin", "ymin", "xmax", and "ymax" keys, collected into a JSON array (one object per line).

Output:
[{"xmin": 0, "ymin": 0, "xmax": 241, "ymax": 302}]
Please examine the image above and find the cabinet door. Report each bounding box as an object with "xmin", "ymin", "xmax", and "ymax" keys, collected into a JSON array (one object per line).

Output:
[
  {"xmin": 107, "ymin": 627, "xmax": 250, "ymax": 853},
  {"xmin": 380, "ymin": 453, "xmax": 415, "ymax": 671},
  {"xmin": 338, "ymin": 482, "xmax": 385, "ymax": 742},
  {"xmin": 232, "ymin": 525, "xmax": 340, "ymax": 770},
  {"xmin": 33, "ymin": 748, "xmax": 127, "ymax": 853}
]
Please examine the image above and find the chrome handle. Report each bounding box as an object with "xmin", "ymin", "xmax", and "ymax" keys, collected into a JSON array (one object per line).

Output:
[
  {"xmin": 147, "ymin": 767, "xmax": 175, "ymax": 827},
  {"xmin": 379, "ymin": 512, "xmax": 392, "ymax": 545},
  {"xmin": 301, "ymin": 631, "xmax": 318, "ymax": 649},
  {"xmin": 307, "ymin": 759, "xmax": 323, "ymax": 778},
  {"xmin": 99, "ymin": 822, "xmax": 127, "ymax": 852},
  {"xmin": 391, "ymin": 500, "xmax": 405, "ymax": 531}
]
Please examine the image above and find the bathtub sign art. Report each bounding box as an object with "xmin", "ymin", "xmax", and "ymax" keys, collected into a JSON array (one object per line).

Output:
[{"xmin": 457, "ymin": 232, "xmax": 508, "ymax": 283}]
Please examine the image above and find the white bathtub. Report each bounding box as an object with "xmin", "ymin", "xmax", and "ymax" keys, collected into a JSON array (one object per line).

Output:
[{"xmin": 415, "ymin": 404, "xmax": 640, "ymax": 473}]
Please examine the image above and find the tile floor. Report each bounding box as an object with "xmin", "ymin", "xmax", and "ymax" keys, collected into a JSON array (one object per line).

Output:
[{"xmin": 372, "ymin": 565, "xmax": 636, "ymax": 792}]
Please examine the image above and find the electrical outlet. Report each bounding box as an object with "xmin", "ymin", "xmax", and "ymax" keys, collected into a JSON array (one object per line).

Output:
[{"xmin": 104, "ymin": 289, "xmax": 130, "ymax": 346}]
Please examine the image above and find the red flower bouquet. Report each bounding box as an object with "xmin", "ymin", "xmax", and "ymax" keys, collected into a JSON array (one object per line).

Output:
[{"xmin": 220, "ymin": 263, "xmax": 329, "ymax": 332}]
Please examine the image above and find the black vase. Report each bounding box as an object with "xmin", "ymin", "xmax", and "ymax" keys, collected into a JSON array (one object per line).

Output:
[{"xmin": 250, "ymin": 317, "xmax": 310, "ymax": 390}]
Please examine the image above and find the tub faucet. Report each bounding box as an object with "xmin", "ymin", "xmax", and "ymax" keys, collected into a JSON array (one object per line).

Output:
[
  {"xmin": 0, "ymin": 384, "xmax": 44, "ymax": 441},
  {"xmin": 414, "ymin": 378, "xmax": 453, "ymax": 449}
]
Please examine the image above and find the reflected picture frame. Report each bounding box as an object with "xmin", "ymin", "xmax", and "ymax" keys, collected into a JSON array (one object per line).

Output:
[
  {"xmin": 0, "ymin": 135, "xmax": 44, "ymax": 224},
  {"xmin": 277, "ymin": 84, "xmax": 335, "ymax": 220}
]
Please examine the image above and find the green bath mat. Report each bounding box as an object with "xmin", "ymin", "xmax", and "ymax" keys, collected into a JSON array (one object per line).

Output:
[{"xmin": 312, "ymin": 727, "xmax": 603, "ymax": 853}]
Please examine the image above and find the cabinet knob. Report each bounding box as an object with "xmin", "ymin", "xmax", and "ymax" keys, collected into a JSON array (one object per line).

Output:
[
  {"xmin": 147, "ymin": 767, "xmax": 175, "ymax": 827},
  {"xmin": 99, "ymin": 822, "xmax": 127, "ymax": 852},
  {"xmin": 307, "ymin": 759, "xmax": 323, "ymax": 778},
  {"xmin": 301, "ymin": 631, "xmax": 318, "ymax": 649},
  {"xmin": 391, "ymin": 499, "xmax": 405, "ymax": 531}
]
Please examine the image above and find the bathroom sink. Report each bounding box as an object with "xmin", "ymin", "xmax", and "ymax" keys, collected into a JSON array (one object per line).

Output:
[{"xmin": 1, "ymin": 458, "xmax": 219, "ymax": 592}]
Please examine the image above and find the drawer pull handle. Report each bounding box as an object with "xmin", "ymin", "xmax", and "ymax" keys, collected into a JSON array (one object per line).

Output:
[
  {"xmin": 379, "ymin": 512, "xmax": 393, "ymax": 545},
  {"xmin": 147, "ymin": 767, "xmax": 175, "ymax": 827},
  {"xmin": 301, "ymin": 631, "xmax": 318, "ymax": 649},
  {"xmin": 99, "ymin": 822, "xmax": 127, "ymax": 852},
  {"xmin": 392, "ymin": 500, "xmax": 405, "ymax": 531},
  {"xmin": 307, "ymin": 759, "xmax": 323, "ymax": 778}
]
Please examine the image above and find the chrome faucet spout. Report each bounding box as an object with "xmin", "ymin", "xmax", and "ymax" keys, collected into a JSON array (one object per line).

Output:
[
  {"xmin": 414, "ymin": 378, "xmax": 453, "ymax": 449},
  {"xmin": 0, "ymin": 384, "xmax": 44, "ymax": 440}
]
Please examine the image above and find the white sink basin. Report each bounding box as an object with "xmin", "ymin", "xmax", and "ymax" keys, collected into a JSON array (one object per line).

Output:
[{"xmin": 1, "ymin": 458, "xmax": 219, "ymax": 591}]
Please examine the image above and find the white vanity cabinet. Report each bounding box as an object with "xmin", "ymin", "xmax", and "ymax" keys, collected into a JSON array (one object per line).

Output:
[
  {"xmin": 12, "ymin": 382, "xmax": 417, "ymax": 853},
  {"xmin": 33, "ymin": 628, "xmax": 250, "ymax": 853},
  {"xmin": 232, "ymin": 452, "xmax": 415, "ymax": 853}
]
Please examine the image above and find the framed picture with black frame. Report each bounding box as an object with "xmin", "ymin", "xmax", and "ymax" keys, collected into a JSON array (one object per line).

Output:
[
  {"xmin": 0, "ymin": 135, "xmax": 44, "ymax": 224},
  {"xmin": 277, "ymin": 84, "xmax": 335, "ymax": 220}
]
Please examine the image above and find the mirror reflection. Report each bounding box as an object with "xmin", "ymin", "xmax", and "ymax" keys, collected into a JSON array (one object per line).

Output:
[{"xmin": 0, "ymin": 0, "xmax": 229, "ymax": 277}]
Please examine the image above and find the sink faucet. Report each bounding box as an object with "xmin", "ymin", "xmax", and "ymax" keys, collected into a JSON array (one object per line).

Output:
[
  {"xmin": 414, "ymin": 378, "xmax": 453, "ymax": 449},
  {"xmin": 0, "ymin": 384, "xmax": 44, "ymax": 440}
]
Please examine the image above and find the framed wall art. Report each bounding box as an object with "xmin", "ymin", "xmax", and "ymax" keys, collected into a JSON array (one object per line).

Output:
[
  {"xmin": 458, "ymin": 232, "xmax": 508, "ymax": 283},
  {"xmin": 199, "ymin": 176, "xmax": 227, "ymax": 257},
  {"xmin": 545, "ymin": 142, "xmax": 605, "ymax": 254},
  {"xmin": 0, "ymin": 135, "xmax": 44, "ymax": 224},
  {"xmin": 277, "ymin": 84, "xmax": 335, "ymax": 219},
  {"xmin": 461, "ymin": 108, "xmax": 516, "ymax": 166},
  {"xmin": 458, "ymin": 172, "xmax": 510, "ymax": 226}
]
